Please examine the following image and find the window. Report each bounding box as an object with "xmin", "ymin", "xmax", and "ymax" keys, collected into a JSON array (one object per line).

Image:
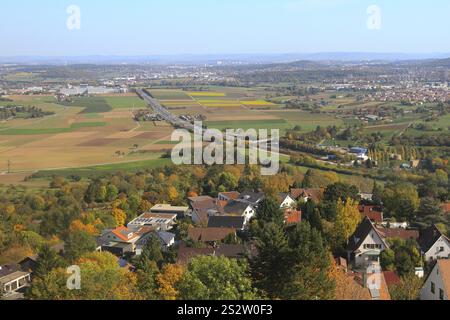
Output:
[
  {"xmin": 439, "ymin": 289, "xmax": 444, "ymax": 300},
  {"xmin": 439, "ymin": 247, "xmax": 445, "ymax": 252},
  {"xmin": 431, "ymin": 282, "xmax": 435, "ymax": 294}
]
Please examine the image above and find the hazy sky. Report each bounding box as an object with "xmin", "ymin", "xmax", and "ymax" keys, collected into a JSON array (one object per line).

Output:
[{"xmin": 1, "ymin": 0, "xmax": 449, "ymax": 56}]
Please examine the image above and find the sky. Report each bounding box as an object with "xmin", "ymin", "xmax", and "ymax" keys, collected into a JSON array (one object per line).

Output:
[{"xmin": 0, "ymin": 0, "xmax": 449, "ymax": 56}]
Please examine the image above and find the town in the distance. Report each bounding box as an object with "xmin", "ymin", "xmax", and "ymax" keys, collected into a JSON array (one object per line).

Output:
[{"xmin": 0, "ymin": 55, "xmax": 449, "ymax": 301}]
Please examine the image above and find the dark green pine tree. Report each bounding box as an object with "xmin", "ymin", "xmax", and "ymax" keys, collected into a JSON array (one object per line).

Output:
[
  {"xmin": 35, "ymin": 245, "xmax": 63, "ymax": 279},
  {"xmin": 250, "ymin": 222, "xmax": 289, "ymax": 299}
]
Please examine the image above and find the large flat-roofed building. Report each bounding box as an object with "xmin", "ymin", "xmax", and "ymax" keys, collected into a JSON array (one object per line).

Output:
[
  {"xmin": 150, "ymin": 204, "xmax": 189, "ymax": 218},
  {"xmin": 127, "ymin": 212, "xmax": 177, "ymax": 231}
]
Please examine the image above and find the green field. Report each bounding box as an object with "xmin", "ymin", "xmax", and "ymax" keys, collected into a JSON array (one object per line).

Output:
[
  {"xmin": 0, "ymin": 122, "xmax": 107, "ymax": 135},
  {"xmin": 32, "ymin": 156, "xmax": 171, "ymax": 178},
  {"xmin": 104, "ymin": 96, "xmax": 147, "ymax": 109},
  {"xmin": 206, "ymin": 119, "xmax": 289, "ymax": 131},
  {"xmin": 61, "ymin": 97, "xmax": 112, "ymax": 113}
]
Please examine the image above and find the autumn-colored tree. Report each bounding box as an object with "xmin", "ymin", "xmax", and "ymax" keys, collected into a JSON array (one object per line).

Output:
[
  {"xmin": 69, "ymin": 219, "xmax": 99, "ymax": 236},
  {"xmin": 29, "ymin": 252, "xmax": 141, "ymax": 300},
  {"xmin": 111, "ymin": 208, "xmax": 127, "ymax": 227},
  {"xmin": 333, "ymin": 198, "xmax": 361, "ymax": 247},
  {"xmin": 167, "ymin": 186, "xmax": 179, "ymax": 202},
  {"xmin": 157, "ymin": 264, "xmax": 185, "ymax": 300}
]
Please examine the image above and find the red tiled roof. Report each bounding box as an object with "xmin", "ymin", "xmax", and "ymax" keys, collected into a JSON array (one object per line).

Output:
[
  {"xmin": 111, "ymin": 226, "xmax": 138, "ymax": 242},
  {"xmin": 376, "ymin": 227, "xmax": 419, "ymax": 241},
  {"xmin": 383, "ymin": 271, "xmax": 401, "ymax": 287},
  {"xmin": 359, "ymin": 205, "xmax": 383, "ymax": 223},
  {"xmin": 285, "ymin": 209, "xmax": 302, "ymax": 225},
  {"xmin": 219, "ymin": 192, "xmax": 240, "ymax": 200}
]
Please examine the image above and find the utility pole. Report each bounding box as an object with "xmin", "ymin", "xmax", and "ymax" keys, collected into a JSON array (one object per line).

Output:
[{"xmin": 7, "ymin": 159, "xmax": 11, "ymax": 174}]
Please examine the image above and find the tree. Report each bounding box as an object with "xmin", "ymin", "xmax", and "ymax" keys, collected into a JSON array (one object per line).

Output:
[
  {"xmin": 389, "ymin": 274, "xmax": 423, "ymax": 300},
  {"xmin": 333, "ymin": 199, "xmax": 361, "ymax": 248},
  {"xmin": 250, "ymin": 222, "xmax": 289, "ymax": 298},
  {"xmin": 323, "ymin": 182, "xmax": 359, "ymax": 203},
  {"xmin": 177, "ymin": 256, "xmax": 258, "ymax": 300},
  {"xmin": 29, "ymin": 252, "xmax": 141, "ymax": 300},
  {"xmin": 283, "ymin": 222, "xmax": 335, "ymax": 300},
  {"xmin": 157, "ymin": 264, "xmax": 184, "ymax": 300},
  {"xmin": 135, "ymin": 235, "xmax": 164, "ymax": 268},
  {"xmin": 111, "ymin": 208, "xmax": 127, "ymax": 227},
  {"xmin": 34, "ymin": 245, "xmax": 63, "ymax": 279},
  {"xmin": 136, "ymin": 260, "xmax": 159, "ymax": 300},
  {"xmin": 418, "ymin": 197, "xmax": 443, "ymax": 217},
  {"xmin": 380, "ymin": 249, "xmax": 396, "ymax": 271},
  {"xmin": 65, "ymin": 230, "xmax": 96, "ymax": 262},
  {"xmin": 382, "ymin": 183, "xmax": 420, "ymax": 221},
  {"xmin": 255, "ymin": 197, "xmax": 285, "ymax": 227}
]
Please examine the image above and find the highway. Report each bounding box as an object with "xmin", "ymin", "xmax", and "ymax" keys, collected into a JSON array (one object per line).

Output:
[
  {"xmin": 136, "ymin": 89, "xmax": 278, "ymax": 148},
  {"xmin": 136, "ymin": 89, "xmax": 198, "ymax": 132}
]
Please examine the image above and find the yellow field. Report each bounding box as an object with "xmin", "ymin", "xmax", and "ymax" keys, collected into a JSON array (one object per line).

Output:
[
  {"xmin": 188, "ymin": 92, "xmax": 226, "ymax": 97},
  {"xmin": 241, "ymin": 100, "xmax": 276, "ymax": 106}
]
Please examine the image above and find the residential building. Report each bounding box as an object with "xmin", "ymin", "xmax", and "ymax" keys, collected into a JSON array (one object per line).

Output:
[
  {"xmin": 127, "ymin": 212, "xmax": 177, "ymax": 231},
  {"xmin": 0, "ymin": 265, "xmax": 31, "ymax": 298},
  {"xmin": 188, "ymin": 227, "xmax": 236, "ymax": 245},
  {"xmin": 278, "ymin": 192, "xmax": 296, "ymax": 209},
  {"xmin": 290, "ymin": 188, "xmax": 323, "ymax": 203},
  {"xmin": 420, "ymin": 260, "xmax": 450, "ymax": 300},
  {"xmin": 347, "ymin": 217, "xmax": 389, "ymax": 269},
  {"xmin": 150, "ymin": 204, "xmax": 189, "ymax": 219},
  {"xmin": 359, "ymin": 205, "xmax": 383, "ymax": 224},
  {"xmin": 207, "ymin": 215, "xmax": 246, "ymax": 230},
  {"xmin": 418, "ymin": 225, "xmax": 450, "ymax": 261}
]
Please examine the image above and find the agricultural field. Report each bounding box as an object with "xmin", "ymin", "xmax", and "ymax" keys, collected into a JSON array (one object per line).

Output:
[{"xmin": 0, "ymin": 93, "xmax": 174, "ymax": 183}]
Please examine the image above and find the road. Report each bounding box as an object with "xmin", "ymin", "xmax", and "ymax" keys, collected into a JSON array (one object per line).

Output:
[{"xmin": 136, "ymin": 89, "xmax": 198, "ymax": 132}]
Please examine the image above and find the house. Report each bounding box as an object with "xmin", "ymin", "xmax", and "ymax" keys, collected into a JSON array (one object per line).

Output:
[
  {"xmin": 127, "ymin": 212, "xmax": 177, "ymax": 231},
  {"xmin": 215, "ymin": 244, "xmax": 257, "ymax": 260},
  {"xmin": 98, "ymin": 226, "xmax": 154, "ymax": 256},
  {"xmin": 18, "ymin": 255, "xmax": 38, "ymax": 273},
  {"xmin": 359, "ymin": 205, "xmax": 383, "ymax": 224},
  {"xmin": 188, "ymin": 227, "xmax": 236, "ymax": 245},
  {"xmin": 420, "ymin": 260, "xmax": 450, "ymax": 300},
  {"xmin": 0, "ymin": 265, "xmax": 31, "ymax": 298},
  {"xmin": 207, "ymin": 215, "xmax": 246, "ymax": 230},
  {"xmin": 222, "ymin": 200, "xmax": 255, "ymax": 224},
  {"xmin": 150, "ymin": 204, "xmax": 189, "ymax": 219},
  {"xmin": 177, "ymin": 243, "xmax": 215, "ymax": 265},
  {"xmin": 353, "ymin": 265, "xmax": 391, "ymax": 300},
  {"xmin": 418, "ymin": 225, "xmax": 450, "ymax": 261},
  {"xmin": 347, "ymin": 217, "xmax": 389, "ymax": 269},
  {"xmin": 359, "ymin": 193, "xmax": 373, "ymax": 201},
  {"xmin": 290, "ymin": 188, "xmax": 323, "ymax": 203},
  {"xmin": 189, "ymin": 196, "xmax": 223, "ymax": 225},
  {"xmin": 350, "ymin": 147, "xmax": 369, "ymax": 161},
  {"xmin": 236, "ymin": 191, "xmax": 265, "ymax": 207},
  {"xmin": 376, "ymin": 227, "xmax": 419, "ymax": 241},
  {"xmin": 218, "ymin": 191, "xmax": 240, "ymax": 202},
  {"xmin": 278, "ymin": 192, "xmax": 296, "ymax": 209},
  {"xmin": 135, "ymin": 231, "xmax": 176, "ymax": 255}
]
